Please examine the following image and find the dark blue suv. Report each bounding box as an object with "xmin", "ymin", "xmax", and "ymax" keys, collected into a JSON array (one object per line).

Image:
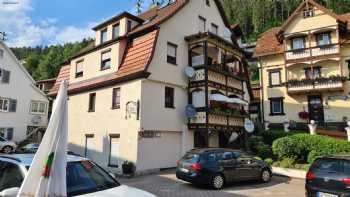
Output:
[{"xmin": 176, "ymin": 148, "xmax": 272, "ymax": 189}]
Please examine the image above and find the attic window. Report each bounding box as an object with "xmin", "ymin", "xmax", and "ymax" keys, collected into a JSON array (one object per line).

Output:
[
  {"xmin": 303, "ymin": 9, "xmax": 314, "ymax": 18},
  {"xmin": 205, "ymin": 0, "xmax": 210, "ymax": 6}
]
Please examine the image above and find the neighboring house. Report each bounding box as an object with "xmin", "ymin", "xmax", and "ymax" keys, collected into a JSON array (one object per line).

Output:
[
  {"xmin": 254, "ymin": 0, "xmax": 350, "ymax": 130},
  {"xmin": 0, "ymin": 40, "xmax": 48, "ymax": 143},
  {"xmin": 49, "ymin": 0, "xmax": 251, "ymax": 173},
  {"xmin": 36, "ymin": 78, "xmax": 56, "ymax": 119}
]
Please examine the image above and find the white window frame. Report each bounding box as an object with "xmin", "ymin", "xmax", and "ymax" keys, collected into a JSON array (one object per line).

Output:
[
  {"xmin": 0, "ymin": 98, "xmax": 9, "ymax": 112},
  {"xmin": 30, "ymin": 101, "xmax": 47, "ymax": 115},
  {"xmin": 101, "ymin": 28, "xmax": 108, "ymax": 44}
]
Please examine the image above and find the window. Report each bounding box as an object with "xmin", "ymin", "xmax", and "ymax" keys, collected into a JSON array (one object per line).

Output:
[
  {"xmin": 205, "ymin": 0, "xmax": 210, "ymax": 6},
  {"xmin": 316, "ymin": 32, "xmax": 331, "ymax": 46},
  {"xmin": 0, "ymin": 69, "xmax": 10, "ymax": 83},
  {"xmin": 100, "ymin": 28, "xmax": 108, "ymax": 43},
  {"xmin": 305, "ymin": 67, "xmax": 321, "ymax": 79},
  {"xmin": 191, "ymin": 89, "xmax": 205, "ymax": 108},
  {"xmin": 269, "ymin": 97, "xmax": 285, "ymax": 116},
  {"xmin": 0, "ymin": 98, "xmax": 9, "ymax": 112},
  {"xmin": 75, "ymin": 60, "xmax": 84, "ymax": 78},
  {"xmin": 108, "ymin": 134, "xmax": 120, "ymax": 168},
  {"xmin": 303, "ymin": 9, "xmax": 314, "ymax": 18},
  {"xmin": 112, "ymin": 88, "xmax": 121, "ymax": 109},
  {"xmin": 291, "ymin": 37, "xmax": 305, "ymax": 50},
  {"xmin": 88, "ymin": 93, "xmax": 96, "ymax": 112},
  {"xmin": 167, "ymin": 42, "xmax": 177, "ymax": 65},
  {"xmin": 127, "ymin": 20, "xmax": 132, "ymax": 32},
  {"xmin": 0, "ymin": 128, "xmax": 14, "ymax": 141},
  {"xmin": 198, "ymin": 16, "xmax": 206, "ymax": 32},
  {"xmin": 268, "ymin": 69, "xmax": 281, "ymax": 87},
  {"xmin": 30, "ymin": 101, "xmax": 46, "ymax": 114},
  {"xmin": 112, "ymin": 23, "xmax": 120, "ymax": 39},
  {"xmin": 347, "ymin": 60, "xmax": 350, "ymax": 79},
  {"xmin": 312, "ymin": 159, "xmax": 342, "ymax": 173},
  {"xmin": 165, "ymin": 86, "xmax": 174, "ymax": 108},
  {"xmin": 101, "ymin": 51, "xmax": 111, "ymax": 70},
  {"xmin": 211, "ymin": 23, "xmax": 218, "ymax": 35},
  {"xmin": 0, "ymin": 162, "xmax": 24, "ymax": 191},
  {"xmin": 84, "ymin": 134, "xmax": 95, "ymax": 159}
]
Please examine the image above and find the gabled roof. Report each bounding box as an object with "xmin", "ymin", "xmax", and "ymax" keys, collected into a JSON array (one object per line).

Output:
[
  {"xmin": 277, "ymin": 0, "xmax": 347, "ymax": 37},
  {"xmin": 254, "ymin": 0, "xmax": 350, "ymax": 58},
  {"xmin": 49, "ymin": 29, "xmax": 159, "ymax": 96},
  {"xmin": 92, "ymin": 12, "xmax": 144, "ymax": 31}
]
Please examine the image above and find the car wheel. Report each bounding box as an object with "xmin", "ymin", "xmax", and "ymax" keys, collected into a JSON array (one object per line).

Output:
[
  {"xmin": 261, "ymin": 169, "xmax": 271, "ymax": 183},
  {"xmin": 211, "ymin": 174, "xmax": 225, "ymax": 190},
  {"xmin": 2, "ymin": 146, "xmax": 13, "ymax": 154}
]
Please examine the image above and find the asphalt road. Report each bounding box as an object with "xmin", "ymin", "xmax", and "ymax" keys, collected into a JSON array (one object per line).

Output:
[{"xmin": 119, "ymin": 170, "xmax": 305, "ymax": 197}]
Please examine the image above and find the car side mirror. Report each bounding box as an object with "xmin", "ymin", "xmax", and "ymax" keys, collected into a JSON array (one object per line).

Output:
[{"xmin": 1, "ymin": 187, "xmax": 20, "ymax": 197}]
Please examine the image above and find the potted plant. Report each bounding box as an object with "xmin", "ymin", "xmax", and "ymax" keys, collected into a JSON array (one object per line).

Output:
[{"xmin": 122, "ymin": 161, "xmax": 135, "ymax": 176}]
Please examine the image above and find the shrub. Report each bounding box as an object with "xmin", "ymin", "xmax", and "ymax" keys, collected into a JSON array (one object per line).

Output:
[
  {"xmin": 261, "ymin": 130, "xmax": 304, "ymax": 145},
  {"xmin": 264, "ymin": 158, "xmax": 274, "ymax": 167},
  {"xmin": 279, "ymin": 157, "xmax": 296, "ymax": 168},
  {"xmin": 272, "ymin": 134, "xmax": 350, "ymax": 163},
  {"xmin": 247, "ymin": 136, "xmax": 272, "ymax": 159}
]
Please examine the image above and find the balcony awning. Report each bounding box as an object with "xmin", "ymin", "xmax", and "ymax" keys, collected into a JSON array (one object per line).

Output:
[
  {"xmin": 209, "ymin": 94, "xmax": 228, "ymax": 102},
  {"xmin": 227, "ymin": 98, "xmax": 248, "ymax": 106}
]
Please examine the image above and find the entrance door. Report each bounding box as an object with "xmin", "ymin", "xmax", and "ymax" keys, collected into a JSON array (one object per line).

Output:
[
  {"xmin": 194, "ymin": 131, "xmax": 208, "ymax": 148},
  {"xmin": 308, "ymin": 95, "xmax": 324, "ymax": 124}
]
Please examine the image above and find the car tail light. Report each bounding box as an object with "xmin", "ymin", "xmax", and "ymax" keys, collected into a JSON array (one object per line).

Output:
[
  {"xmin": 306, "ymin": 171, "xmax": 316, "ymax": 181},
  {"xmin": 176, "ymin": 160, "xmax": 180, "ymax": 166},
  {"xmin": 190, "ymin": 163, "xmax": 202, "ymax": 171},
  {"xmin": 342, "ymin": 178, "xmax": 350, "ymax": 185}
]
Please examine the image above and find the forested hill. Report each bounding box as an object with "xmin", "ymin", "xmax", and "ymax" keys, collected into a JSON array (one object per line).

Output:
[
  {"xmin": 11, "ymin": 39, "xmax": 93, "ymax": 80},
  {"xmin": 221, "ymin": 0, "xmax": 350, "ymax": 42},
  {"xmin": 10, "ymin": 0, "xmax": 350, "ymax": 81}
]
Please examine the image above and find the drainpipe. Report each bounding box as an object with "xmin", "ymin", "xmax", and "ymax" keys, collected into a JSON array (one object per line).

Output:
[{"xmin": 259, "ymin": 58, "xmax": 265, "ymax": 125}]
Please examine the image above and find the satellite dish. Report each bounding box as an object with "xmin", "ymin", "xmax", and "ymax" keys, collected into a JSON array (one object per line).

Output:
[
  {"xmin": 244, "ymin": 118, "xmax": 254, "ymax": 133},
  {"xmin": 185, "ymin": 104, "xmax": 197, "ymax": 118},
  {"xmin": 31, "ymin": 116, "xmax": 42, "ymax": 125},
  {"xmin": 184, "ymin": 67, "xmax": 195, "ymax": 78}
]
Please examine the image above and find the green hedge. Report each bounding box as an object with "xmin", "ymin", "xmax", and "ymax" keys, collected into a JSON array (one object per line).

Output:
[
  {"xmin": 247, "ymin": 136, "xmax": 272, "ymax": 159},
  {"xmin": 260, "ymin": 130, "xmax": 304, "ymax": 145},
  {"xmin": 272, "ymin": 134, "xmax": 350, "ymax": 163}
]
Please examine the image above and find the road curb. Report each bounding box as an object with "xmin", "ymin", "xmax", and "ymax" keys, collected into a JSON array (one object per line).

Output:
[{"xmin": 272, "ymin": 167, "xmax": 306, "ymax": 179}]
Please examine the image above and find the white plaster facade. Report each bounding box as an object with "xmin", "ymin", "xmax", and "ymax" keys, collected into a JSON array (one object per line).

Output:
[{"xmin": 0, "ymin": 41, "xmax": 48, "ymax": 143}]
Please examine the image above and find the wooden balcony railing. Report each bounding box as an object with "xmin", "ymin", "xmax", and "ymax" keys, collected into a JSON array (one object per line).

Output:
[
  {"xmin": 285, "ymin": 44, "xmax": 339, "ymax": 60},
  {"xmin": 287, "ymin": 76, "xmax": 347, "ymax": 93}
]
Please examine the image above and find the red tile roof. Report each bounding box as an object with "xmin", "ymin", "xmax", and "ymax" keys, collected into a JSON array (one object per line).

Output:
[
  {"xmin": 254, "ymin": 27, "xmax": 284, "ymax": 57},
  {"xmin": 48, "ymin": 29, "xmax": 159, "ymax": 96}
]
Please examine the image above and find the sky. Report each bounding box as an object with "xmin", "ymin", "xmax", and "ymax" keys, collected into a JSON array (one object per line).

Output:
[{"xmin": 1, "ymin": 0, "xmax": 154, "ymax": 47}]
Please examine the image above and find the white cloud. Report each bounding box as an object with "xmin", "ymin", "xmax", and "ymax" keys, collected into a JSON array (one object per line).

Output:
[{"xmin": 0, "ymin": 0, "xmax": 94, "ymax": 47}]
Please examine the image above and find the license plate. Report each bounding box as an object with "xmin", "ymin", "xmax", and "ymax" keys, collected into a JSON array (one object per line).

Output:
[
  {"xmin": 180, "ymin": 168, "xmax": 189, "ymax": 173},
  {"xmin": 317, "ymin": 192, "xmax": 338, "ymax": 197}
]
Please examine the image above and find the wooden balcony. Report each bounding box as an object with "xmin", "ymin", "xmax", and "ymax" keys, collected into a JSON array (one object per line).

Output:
[
  {"xmin": 287, "ymin": 76, "xmax": 347, "ymax": 94},
  {"xmin": 285, "ymin": 44, "xmax": 339, "ymax": 61}
]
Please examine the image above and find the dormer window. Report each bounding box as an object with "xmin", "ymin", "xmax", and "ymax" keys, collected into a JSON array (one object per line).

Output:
[
  {"xmin": 291, "ymin": 37, "xmax": 305, "ymax": 50},
  {"xmin": 101, "ymin": 50, "xmax": 111, "ymax": 70},
  {"xmin": 112, "ymin": 23, "xmax": 120, "ymax": 39},
  {"xmin": 75, "ymin": 60, "xmax": 84, "ymax": 78},
  {"xmin": 101, "ymin": 28, "xmax": 108, "ymax": 44},
  {"xmin": 316, "ymin": 32, "xmax": 331, "ymax": 46},
  {"xmin": 303, "ymin": 9, "xmax": 314, "ymax": 18},
  {"xmin": 127, "ymin": 20, "xmax": 132, "ymax": 32}
]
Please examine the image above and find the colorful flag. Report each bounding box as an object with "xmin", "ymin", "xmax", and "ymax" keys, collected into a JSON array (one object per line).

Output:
[{"xmin": 18, "ymin": 81, "xmax": 68, "ymax": 197}]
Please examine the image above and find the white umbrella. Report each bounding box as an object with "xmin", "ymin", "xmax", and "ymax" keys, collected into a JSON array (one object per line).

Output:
[
  {"xmin": 227, "ymin": 97, "xmax": 249, "ymax": 106},
  {"xmin": 18, "ymin": 81, "xmax": 68, "ymax": 197},
  {"xmin": 209, "ymin": 94, "xmax": 228, "ymax": 102}
]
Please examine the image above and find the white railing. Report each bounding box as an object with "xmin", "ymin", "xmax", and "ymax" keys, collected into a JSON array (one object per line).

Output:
[
  {"xmin": 285, "ymin": 44, "xmax": 339, "ymax": 60},
  {"xmin": 311, "ymin": 44, "xmax": 339, "ymax": 57},
  {"xmin": 287, "ymin": 76, "xmax": 346, "ymax": 93},
  {"xmin": 286, "ymin": 49, "xmax": 311, "ymax": 60}
]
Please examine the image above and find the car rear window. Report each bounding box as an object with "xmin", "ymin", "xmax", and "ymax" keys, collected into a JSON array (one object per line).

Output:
[
  {"xmin": 312, "ymin": 159, "xmax": 343, "ymax": 173},
  {"xmin": 182, "ymin": 153, "xmax": 200, "ymax": 163}
]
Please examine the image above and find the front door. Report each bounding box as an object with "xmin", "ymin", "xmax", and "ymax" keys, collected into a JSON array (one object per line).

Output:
[
  {"xmin": 308, "ymin": 95, "xmax": 324, "ymax": 124},
  {"xmin": 194, "ymin": 131, "xmax": 208, "ymax": 148}
]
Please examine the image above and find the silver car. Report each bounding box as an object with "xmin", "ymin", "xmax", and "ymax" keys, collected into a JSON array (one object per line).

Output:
[
  {"xmin": 0, "ymin": 154, "xmax": 156, "ymax": 197},
  {"xmin": 0, "ymin": 137, "xmax": 16, "ymax": 154}
]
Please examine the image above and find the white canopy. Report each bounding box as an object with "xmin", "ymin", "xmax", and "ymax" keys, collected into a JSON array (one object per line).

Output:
[
  {"xmin": 209, "ymin": 94, "xmax": 228, "ymax": 102},
  {"xmin": 227, "ymin": 97, "xmax": 249, "ymax": 106}
]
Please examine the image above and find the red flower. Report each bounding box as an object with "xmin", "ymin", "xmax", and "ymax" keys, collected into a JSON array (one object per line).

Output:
[{"xmin": 298, "ymin": 111, "xmax": 309, "ymax": 120}]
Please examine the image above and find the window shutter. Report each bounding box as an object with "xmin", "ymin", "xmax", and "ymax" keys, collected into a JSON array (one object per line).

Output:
[
  {"xmin": 9, "ymin": 99, "xmax": 17, "ymax": 112},
  {"xmin": 2, "ymin": 70, "xmax": 10, "ymax": 83}
]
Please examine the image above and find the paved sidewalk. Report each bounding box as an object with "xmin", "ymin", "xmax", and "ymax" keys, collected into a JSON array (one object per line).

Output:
[{"xmin": 119, "ymin": 170, "xmax": 305, "ymax": 197}]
